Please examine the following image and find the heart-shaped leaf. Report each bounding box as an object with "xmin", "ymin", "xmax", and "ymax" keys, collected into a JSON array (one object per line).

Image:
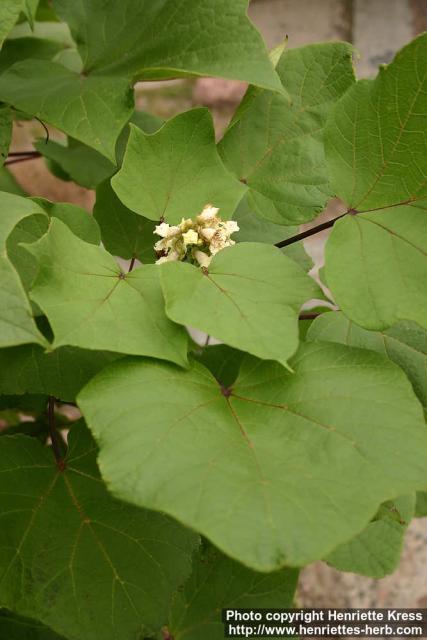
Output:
[
  {"xmin": 78, "ymin": 342, "xmax": 427, "ymax": 571},
  {"xmin": 52, "ymin": 0, "xmax": 282, "ymax": 91},
  {"xmin": 160, "ymin": 242, "xmax": 320, "ymax": 367},
  {"xmin": 112, "ymin": 109, "xmax": 246, "ymax": 224},
  {"xmin": 24, "ymin": 218, "xmax": 188, "ymax": 365},
  {"xmin": 218, "ymin": 42, "xmax": 355, "ymax": 225}
]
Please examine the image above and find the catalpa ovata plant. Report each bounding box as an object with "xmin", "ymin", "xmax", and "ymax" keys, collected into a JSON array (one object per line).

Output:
[{"xmin": 0, "ymin": 2, "xmax": 426, "ymax": 639}]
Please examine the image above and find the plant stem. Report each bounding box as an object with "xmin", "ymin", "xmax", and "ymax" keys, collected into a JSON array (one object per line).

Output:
[
  {"xmin": 275, "ymin": 211, "xmax": 353, "ymax": 248},
  {"xmin": 7, "ymin": 151, "xmax": 40, "ymax": 157},
  {"xmin": 47, "ymin": 396, "xmax": 65, "ymax": 471},
  {"xmin": 128, "ymin": 256, "xmax": 136, "ymax": 272},
  {"xmin": 4, "ymin": 153, "xmax": 41, "ymax": 166},
  {"xmin": 299, "ymin": 312, "xmax": 322, "ymax": 320}
]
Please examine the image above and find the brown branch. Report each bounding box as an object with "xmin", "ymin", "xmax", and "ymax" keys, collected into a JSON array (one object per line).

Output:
[
  {"xmin": 47, "ymin": 396, "xmax": 66, "ymax": 471},
  {"xmin": 7, "ymin": 151, "xmax": 40, "ymax": 157},
  {"xmin": 275, "ymin": 210, "xmax": 355, "ymax": 248},
  {"xmin": 5, "ymin": 153, "xmax": 41, "ymax": 166}
]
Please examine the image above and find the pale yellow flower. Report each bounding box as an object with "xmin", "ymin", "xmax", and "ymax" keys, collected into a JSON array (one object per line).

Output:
[{"xmin": 182, "ymin": 229, "xmax": 199, "ymax": 246}]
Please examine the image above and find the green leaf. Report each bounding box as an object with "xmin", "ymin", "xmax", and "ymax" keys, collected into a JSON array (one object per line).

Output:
[
  {"xmin": 78, "ymin": 342, "xmax": 427, "ymax": 570},
  {"xmin": 325, "ymin": 34, "xmax": 427, "ymax": 212},
  {"xmin": 233, "ymin": 196, "xmax": 313, "ymax": 271},
  {"xmin": 415, "ymin": 492, "xmax": 427, "ymax": 517},
  {"xmin": 0, "ymin": 611, "xmax": 66, "ymax": 640},
  {"xmin": 0, "ymin": 344, "xmax": 119, "ymax": 402},
  {"xmin": 0, "ymin": 422, "xmax": 197, "ymax": 640},
  {"xmin": 160, "ymin": 243, "xmax": 320, "ymax": 367},
  {"xmin": 112, "ymin": 109, "xmax": 246, "ymax": 224},
  {"xmin": 52, "ymin": 0, "xmax": 282, "ymax": 91},
  {"xmin": 307, "ymin": 311, "xmax": 427, "ymax": 409},
  {"xmin": 324, "ymin": 206, "xmax": 427, "ymax": 331},
  {"xmin": 218, "ymin": 42, "xmax": 355, "ymax": 225},
  {"xmin": 324, "ymin": 34, "xmax": 427, "ymax": 331},
  {"xmin": 0, "ymin": 59, "xmax": 134, "ymax": 161},
  {"xmin": 94, "ymin": 180, "xmax": 157, "ymax": 263},
  {"xmin": 24, "ymin": 218, "xmax": 188, "ymax": 365},
  {"xmin": 326, "ymin": 495, "xmax": 415, "ymax": 579},
  {"xmin": 0, "ymin": 105, "xmax": 12, "ymax": 164},
  {"xmin": 0, "ymin": 36, "xmax": 64, "ymax": 73},
  {"xmin": 0, "ymin": 191, "xmax": 47, "ymax": 347},
  {"xmin": 167, "ymin": 543, "xmax": 298, "ymax": 640},
  {"xmin": 35, "ymin": 138, "xmax": 116, "ymax": 189},
  {"xmin": 0, "ymin": 0, "xmax": 23, "ymax": 47}
]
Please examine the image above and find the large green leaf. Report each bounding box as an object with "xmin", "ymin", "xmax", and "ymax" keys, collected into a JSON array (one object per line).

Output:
[
  {"xmin": 78, "ymin": 342, "xmax": 427, "ymax": 571},
  {"xmin": 0, "ymin": 60, "xmax": 134, "ymax": 161},
  {"xmin": 0, "ymin": 422, "xmax": 197, "ymax": 640},
  {"xmin": 24, "ymin": 218, "xmax": 188, "ymax": 365},
  {"xmin": 0, "ymin": 192, "xmax": 47, "ymax": 347},
  {"xmin": 167, "ymin": 543, "xmax": 298, "ymax": 640},
  {"xmin": 52, "ymin": 0, "xmax": 282, "ymax": 91},
  {"xmin": 160, "ymin": 242, "xmax": 320, "ymax": 367},
  {"xmin": 324, "ymin": 34, "xmax": 427, "ymax": 330},
  {"xmin": 326, "ymin": 495, "xmax": 415, "ymax": 579},
  {"xmin": 93, "ymin": 180, "xmax": 157, "ymax": 263},
  {"xmin": 112, "ymin": 109, "xmax": 246, "ymax": 224},
  {"xmin": 324, "ymin": 206, "xmax": 427, "ymax": 331},
  {"xmin": 0, "ymin": 344, "xmax": 119, "ymax": 402},
  {"xmin": 218, "ymin": 42, "xmax": 355, "ymax": 225},
  {"xmin": 307, "ymin": 311, "xmax": 427, "ymax": 409}
]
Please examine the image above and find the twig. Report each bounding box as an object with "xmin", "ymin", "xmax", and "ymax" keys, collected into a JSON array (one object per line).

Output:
[
  {"xmin": 34, "ymin": 116, "xmax": 50, "ymax": 144},
  {"xmin": 47, "ymin": 396, "xmax": 66, "ymax": 471},
  {"xmin": 5, "ymin": 153, "xmax": 41, "ymax": 166},
  {"xmin": 275, "ymin": 211, "xmax": 355, "ymax": 248},
  {"xmin": 128, "ymin": 256, "xmax": 136, "ymax": 272},
  {"xmin": 7, "ymin": 151, "xmax": 40, "ymax": 157}
]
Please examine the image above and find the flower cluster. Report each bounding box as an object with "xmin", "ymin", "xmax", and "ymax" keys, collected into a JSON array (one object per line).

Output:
[{"xmin": 153, "ymin": 205, "xmax": 239, "ymax": 268}]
